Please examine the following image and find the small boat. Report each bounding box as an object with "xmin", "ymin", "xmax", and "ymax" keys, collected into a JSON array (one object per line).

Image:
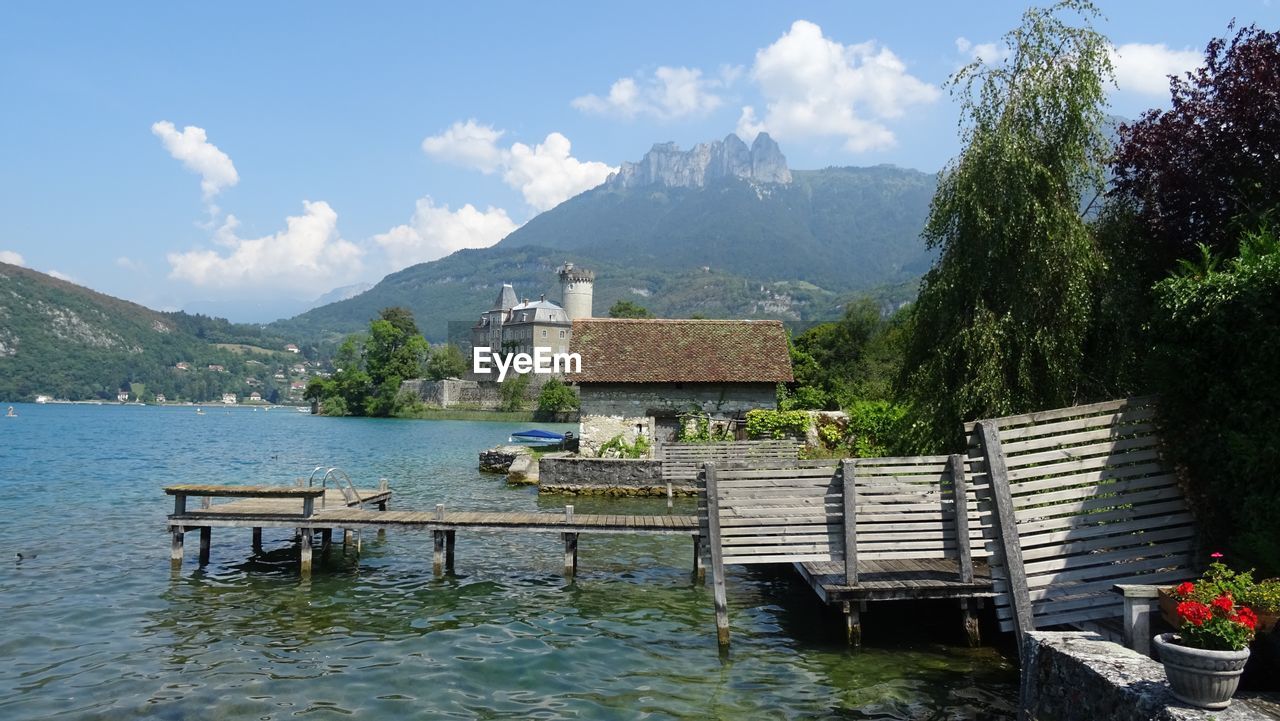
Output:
[
  {"xmin": 508, "ymin": 429, "xmax": 565, "ymax": 444},
  {"xmin": 5, "ymin": 406, "xmax": 16, "ymax": 417},
  {"xmin": 195, "ymin": 408, "xmax": 205, "ymax": 415}
]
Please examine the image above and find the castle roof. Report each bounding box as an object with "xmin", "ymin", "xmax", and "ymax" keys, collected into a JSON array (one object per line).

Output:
[
  {"xmin": 568, "ymin": 319, "xmax": 793, "ymax": 384},
  {"xmin": 507, "ymin": 298, "xmax": 569, "ymax": 324},
  {"xmin": 491, "ymin": 284, "xmax": 518, "ymax": 312}
]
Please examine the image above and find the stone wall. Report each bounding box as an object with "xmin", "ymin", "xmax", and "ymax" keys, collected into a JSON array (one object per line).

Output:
[
  {"xmin": 401, "ymin": 377, "xmax": 548, "ymax": 410},
  {"xmin": 479, "ymin": 445, "xmax": 527, "ymax": 474},
  {"xmin": 1021, "ymin": 631, "xmax": 1272, "ymax": 721},
  {"xmin": 579, "ymin": 414, "xmax": 653, "ymax": 457},
  {"xmin": 538, "ymin": 457, "xmax": 670, "ymax": 496}
]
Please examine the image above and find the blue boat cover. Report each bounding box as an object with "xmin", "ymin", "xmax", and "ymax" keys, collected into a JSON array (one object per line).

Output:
[{"xmin": 510, "ymin": 429, "xmax": 565, "ymax": 441}]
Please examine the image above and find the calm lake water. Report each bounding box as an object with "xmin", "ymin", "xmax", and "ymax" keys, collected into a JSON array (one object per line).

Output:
[{"xmin": 0, "ymin": 403, "xmax": 1017, "ymax": 720}]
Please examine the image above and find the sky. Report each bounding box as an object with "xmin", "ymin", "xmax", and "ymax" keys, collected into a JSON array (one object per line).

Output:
[{"xmin": 2, "ymin": 1, "xmax": 1277, "ymax": 322}]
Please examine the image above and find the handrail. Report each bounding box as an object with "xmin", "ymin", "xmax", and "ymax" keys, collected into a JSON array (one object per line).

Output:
[{"xmin": 305, "ymin": 466, "xmax": 363, "ymax": 509}]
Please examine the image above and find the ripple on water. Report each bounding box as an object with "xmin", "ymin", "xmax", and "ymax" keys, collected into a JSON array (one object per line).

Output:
[{"xmin": 0, "ymin": 406, "xmax": 1018, "ymax": 719}]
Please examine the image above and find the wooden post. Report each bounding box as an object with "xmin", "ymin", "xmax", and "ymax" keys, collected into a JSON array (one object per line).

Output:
[
  {"xmin": 1117, "ymin": 584, "xmax": 1159, "ymax": 657},
  {"xmin": 252, "ymin": 527, "xmax": 262, "ymax": 552},
  {"xmin": 562, "ymin": 533, "xmax": 579, "ymax": 576},
  {"xmin": 320, "ymin": 528, "xmax": 332, "ymax": 553},
  {"xmin": 841, "ymin": 460, "xmax": 858, "ymax": 585},
  {"xmin": 170, "ymin": 526, "xmax": 184, "ymax": 565},
  {"xmin": 445, "ymin": 530, "xmax": 456, "ymax": 572},
  {"xmin": 302, "ymin": 495, "xmax": 315, "ymax": 518},
  {"xmin": 173, "ymin": 493, "xmax": 187, "ymax": 516},
  {"xmin": 433, "ymin": 531, "xmax": 445, "ymax": 576},
  {"xmin": 198, "ymin": 526, "xmax": 211, "ymax": 566},
  {"xmin": 343, "ymin": 529, "xmax": 355, "ymax": 546},
  {"xmin": 435, "ymin": 503, "xmax": 445, "ymax": 521},
  {"xmin": 299, "ymin": 527, "xmax": 312, "ymax": 576},
  {"xmin": 979, "ymin": 420, "xmax": 1033, "ymax": 661},
  {"xmin": 564, "ymin": 504, "xmax": 574, "ymax": 523},
  {"xmin": 961, "ymin": 600, "xmax": 981, "ymax": 647},
  {"xmin": 949, "ymin": 453, "xmax": 981, "ymax": 646},
  {"xmin": 844, "ymin": 601, "xmax": 862, "ymax": 647},
  {"xmin": 704, "ymin": 462, "xmax": 731, "ymax": 647},
  {"xmin": 692, "ymin": 534, "xmax": 705, "ymax": 580},
  {"xmin": 667, "ymin": 482, "xmax": 674, "ymax": 510}
]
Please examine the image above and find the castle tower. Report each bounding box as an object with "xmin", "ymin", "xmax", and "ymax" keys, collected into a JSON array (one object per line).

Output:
[{"xmin": 558, "ymin": 262, "xmax": 594, "ymax": 321}]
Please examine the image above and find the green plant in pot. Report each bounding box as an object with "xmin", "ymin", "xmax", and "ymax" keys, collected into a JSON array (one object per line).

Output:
[{"xmin": 1154, "ymin": 585, "xmax": 1258, "ymax": 709}]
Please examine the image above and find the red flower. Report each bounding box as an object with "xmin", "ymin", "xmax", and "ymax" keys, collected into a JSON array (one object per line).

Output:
[
  {"xmin": 1211, "ymin": 595, "xmax": 1235, "ymax": 614},
  {"xmin": 1177, "ymin": 601, "xmax": 1213, "ymax": 627},
  {"xmin": 1233, "ymin": 607, "xmax": 1259, "ymax": 631},
  {"xmin": 1175, "ymin": 582, "xmax": 1195, "ymax": 597},
  {"xmin": 1210, "ymin": 552, "xmax": 1224, "ymax": 559}
]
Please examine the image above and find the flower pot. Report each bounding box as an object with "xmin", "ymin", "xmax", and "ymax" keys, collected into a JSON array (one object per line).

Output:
[
  {"xmin": 1158, "ymin": 587, "xmax": 1280, "ymax": 634},
  {"xmin": 1153, "ymin": 633, "xmax": 1250, "ymax": 709}
]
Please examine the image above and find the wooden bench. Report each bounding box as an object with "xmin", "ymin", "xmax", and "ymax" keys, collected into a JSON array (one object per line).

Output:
[
  {"xmin": 659, "ymin": 440, "xmax": 799, "ymax": 506},
  {"xmin": 699, "ymin": 455, "xmax": 989, "ymax": 646},
  {"xmin": 964, "ymin": 396, "xmax": 1196, "ymax": 660}
]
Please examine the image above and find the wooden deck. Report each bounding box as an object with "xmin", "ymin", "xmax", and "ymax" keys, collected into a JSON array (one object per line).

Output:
[{"xmin": 795, "ymin": 558, "xmax": 995, "ymax": 603}]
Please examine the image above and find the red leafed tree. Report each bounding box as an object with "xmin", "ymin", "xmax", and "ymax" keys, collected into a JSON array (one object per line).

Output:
[{"xmin": 1111, "ymin": 24, "xmax": 1280, "ymax": 268}]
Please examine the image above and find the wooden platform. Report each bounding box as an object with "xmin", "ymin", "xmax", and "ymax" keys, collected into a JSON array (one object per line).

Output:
[{"xmin": 795, "ymin": 558, "xmax": 995, "ymax": 603}]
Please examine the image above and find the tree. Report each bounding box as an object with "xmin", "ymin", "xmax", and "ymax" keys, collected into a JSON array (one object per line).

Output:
[
  {"xmin": 500, "ymin": 372, "xmax": 532, "ymax": 411},
  {"xmin": 608, "ymin": 300, "xmax": 654, "ymax": 319},
  {"xmin": 425, "ymin": 344, "xmax": 467, "ymax": 380},
  {"xmin": 899, "ymin": 0, "xmax": 1112, "ymax": 451},
  {"xmin": 1111, "ymin": 25, "xmax": 1280, "ymax": 279},
  {"xmin": 536, "ymin": 377, "xmax": 579, "ymax": 412}
]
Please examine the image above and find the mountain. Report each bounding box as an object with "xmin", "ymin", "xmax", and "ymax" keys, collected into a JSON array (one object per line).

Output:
[
  {"xmin": 609, "ymin": 133, "xmax": 792, "ymax": 188},
  {"xmin": 0, "ymin": 262, "xmax": 302, "ymax": 402},
  {"xmin": 271, "ymin": 135, "xmax": 936, "ymax": 343}
]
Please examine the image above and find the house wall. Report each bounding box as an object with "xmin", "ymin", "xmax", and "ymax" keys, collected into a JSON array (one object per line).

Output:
[{"xmin": 577, "ymin": 382, "xmax": 777, "ymax": 455}]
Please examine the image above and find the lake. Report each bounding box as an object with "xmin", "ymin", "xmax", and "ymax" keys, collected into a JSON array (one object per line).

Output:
[{"xmin": 0, "ymin": 403, "xmax": 1017, "ymax": 719}]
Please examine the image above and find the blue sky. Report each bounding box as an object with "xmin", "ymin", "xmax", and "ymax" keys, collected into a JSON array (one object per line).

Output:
[{"xmin": 2, "ymin": 1, "xmax": 1276, "ymax": 322}]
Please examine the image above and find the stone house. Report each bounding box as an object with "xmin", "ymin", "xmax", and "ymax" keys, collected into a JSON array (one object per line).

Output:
[{"xmin": 568, "ymin": 319, "xmax": 793, "ymax": 455}]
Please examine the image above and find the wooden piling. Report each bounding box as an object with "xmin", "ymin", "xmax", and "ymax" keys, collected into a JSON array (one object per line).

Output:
[
  {"xmin": 198, "ymin": 527, "xmax": 211, "ymax": 566},
  {"xmin": 252, "ymin": 527, "xmax": 262, "ymax": 551},
  {"xmin": 844, "ymin": 601, "xmax": 862, "ymax": 647},
  {"xmin": 445, "ymin": 530, "xmax": 456, "ymax": 572},
  {"xmin": 433, "ymin": 530, "xmax": 445, "ymax": 576},
  {"xmin": 692, "ymin": 534, "xmax": 705, "ymax": 580},
  {"xmin": 704, "ymin": 463, "xmax": 730, "ymax": 647},
  {"xmin": 170, "ymin": 526, "xmax": 184, "ymax": 565},
  {"xmin": 562, "ymin": 533, "xmax": 579, "ymax": 576},
  {"xmin": 299, "ymin": 527, "xmax": 312, "ymax": 575},
  {"xmin": 962, "ymin": 599, "xmax": 981, "ymax": 647},
  {"xmin": 320, "ymin": 528, "xmax": 332, "ymax": 553}
]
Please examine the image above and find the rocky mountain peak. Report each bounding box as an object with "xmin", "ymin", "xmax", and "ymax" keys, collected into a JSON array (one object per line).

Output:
[{"xmin": 607, "ymin": 132, "xmax": 792, "ymax": 189}]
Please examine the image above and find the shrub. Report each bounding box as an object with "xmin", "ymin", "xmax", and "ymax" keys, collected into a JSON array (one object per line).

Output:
[
  {"xmin": 846, "ymin": 401, "xmax": 908, "ymax": 457},
  {"xmin": 536, "ymin": 378, "xmax": 579, "ymax": 412},
  {"xmin": 744, "ymin": 409, "xmax": 810, "ymax": 440},
  {"xmin": 597, "ymin": 434, "xmax": 650, "ymax": 459},
  {"xmin": 1151, "ymin": 223, "xmax": 1280, "ymax": 575}
]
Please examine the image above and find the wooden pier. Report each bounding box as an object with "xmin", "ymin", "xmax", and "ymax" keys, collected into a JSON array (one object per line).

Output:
[{"xmin": 165, "ymin": 484, "xmax": 701, "ymax": 578}]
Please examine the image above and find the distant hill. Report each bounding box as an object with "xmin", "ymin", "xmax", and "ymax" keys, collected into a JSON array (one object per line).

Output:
[
  {"xmin": 0, "ymin": 262, "xmax": 302, "ymax": 402},
  {"xmin": 271, "ymin": 136, "xmax": 936, "ymax": 343}
]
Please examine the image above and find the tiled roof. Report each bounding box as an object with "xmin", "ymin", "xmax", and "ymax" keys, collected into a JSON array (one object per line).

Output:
[{"xmin": 568, "ymin": 319, "xmax": 794, "ymax": 384}]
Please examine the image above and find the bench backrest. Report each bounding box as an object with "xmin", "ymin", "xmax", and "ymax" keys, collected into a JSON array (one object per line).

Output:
[
  {"xmin": 661, "ymin": 440, "xmax": 800, "ymax": 484},
  {"xmin": 964, "ymin": 396, "xmax": 1196, "ymax": 639}
]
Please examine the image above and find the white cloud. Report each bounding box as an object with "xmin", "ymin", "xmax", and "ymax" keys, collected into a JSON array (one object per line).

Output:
[
  {"xmin": 372, "ymin": 197, "xmax": 518, "ymax": 269},
  {"xmin": 167, "ymin": 200, "xmax": 363, "ymax": 293},
  {"xmin": 572, "ymin": 66, "xmax": 727, "ymax": 120},
  {"xmin": 738, "ymin": 20, "xmax": 940, "ymax": 152},
  {"xmin": 0, "ymin": 250, "xmax": 25, "ymax": 266},
  {"xmin": 422, "ymin": 123, "xmax": 616, "ymax": 211},
  {"xmin": 955, "ymin": 37, "xmax": 1009, "ymax": 66},
  {"xmin": 47, "ymin": 270, "xmax": 76, "ymax": 282},
  {"xmin": 1110, "ymin": 43, "xmax": 1200, "ymax": 96},
  {"xmin": 503, "ymin": 133, "xmax": 615, "ymax": 211},
  {"xmin": 115, "ymin": 256, "xmax": 143, "ymax": 271},
  {"xmin": 420, "ymin": 119, "xmax": 507, "ymax": 173},
  {"xmin": 151, "ymin": 121, "xmax": 239, "ymax": 200}
]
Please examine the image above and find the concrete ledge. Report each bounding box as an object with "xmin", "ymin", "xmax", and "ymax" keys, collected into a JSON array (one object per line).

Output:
[
  {"xmin": 1021, "ymin": 631, "xmax": 1274, "ymax": 721},
  {"xmin": 538, "ymin": 457, "xmax": 667, "ymax": 495}
]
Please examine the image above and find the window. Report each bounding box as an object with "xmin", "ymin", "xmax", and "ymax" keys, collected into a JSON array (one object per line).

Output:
[
  {"xmin": 559, "ymin": 330, "xmax": 565, "ymax": 339},
  {"xmin": 541, "ymin": 329, "xmax": 547, "ymax": 338}
]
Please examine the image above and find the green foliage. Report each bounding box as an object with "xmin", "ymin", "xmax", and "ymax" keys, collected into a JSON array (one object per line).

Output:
[
  {"xmin": 846, "ymin": 401, "xmax": 909, "ymax": 458},
  {"xmin": 788, "ymin": 300, "xmax": 909, "ymax": 409},
  {"xmin": 674, "ymin": 412, "xmax": 733, "ymax": 443},
  {"xmin": 597, "ymin": 433, "xmax": 650, "ymax": 459},
  {"xmin": 308, "ymin": 308, "xmax": 432, "ymax": 417},
  {"xmin": 1150, "ymin": 221, "xmax": 1280, "ymax": 576},
  {"xmin": 744, "ymin": 409, "xmax": 810, "ymax": 440},
  {"xmin": 499, "ymin": 372, "xmax": 532, "ymax": 412},
  {"xmin": 536, "ymin": 377, "xmax": 579, "ymax": 412},
  {"xmin": 424, "ymin": 344, "xmax": 467, "ymax": 380},
  {"xmin": 899, "ymin": 1, "xmax": 1112, "ymax": 452},
  {"xmin": 0, "ymin": 264, "xmax": 298, "ymax": 402},
  {"xmin": 608, "ymin": 300, "xmax": 654, "ymax": 319}
]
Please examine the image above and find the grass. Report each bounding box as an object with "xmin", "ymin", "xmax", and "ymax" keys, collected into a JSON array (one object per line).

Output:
[{"xmin": 393, "ymin": 406, "xmax": 541, "ymax": 423}]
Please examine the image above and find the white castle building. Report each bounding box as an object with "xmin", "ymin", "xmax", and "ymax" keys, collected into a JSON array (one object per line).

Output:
[{"xmin": 470, "ymin": 263, "xmax": 594, "ymax": 357}]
